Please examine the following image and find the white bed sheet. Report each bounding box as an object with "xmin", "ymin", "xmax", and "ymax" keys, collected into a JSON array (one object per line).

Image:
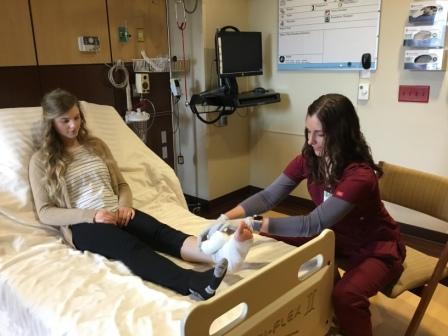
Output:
[{"xmin": 0, "ymin": 102, "xmax": 295, "ymax": 336}]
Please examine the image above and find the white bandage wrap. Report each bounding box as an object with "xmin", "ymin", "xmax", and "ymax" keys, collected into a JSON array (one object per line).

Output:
[
  {"xmin": 200, "ymin": 231, "xmax": 227, "ymax": 255},
  {"xmin": 211, "ymin": 233, "xmax": 253, "ymax": 272}
]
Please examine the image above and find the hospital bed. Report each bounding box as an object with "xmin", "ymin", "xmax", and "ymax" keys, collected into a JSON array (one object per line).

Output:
[{"xmin": 0, "ymin": 102, "xmax": 334, "ymax": 336}]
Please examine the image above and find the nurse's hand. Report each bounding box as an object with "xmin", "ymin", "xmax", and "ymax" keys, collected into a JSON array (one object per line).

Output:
[
  {"xmin": 116, "ymin": 207, "xmax": 135, "ymax": 227},
  {"xmin": 197, "ymin": 214, "xmax": 231, "ymax": 247}
]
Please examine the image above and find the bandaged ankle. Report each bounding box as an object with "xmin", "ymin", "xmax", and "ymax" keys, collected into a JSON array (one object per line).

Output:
[
  {"xmin": 212, "ymin": 234, "xmax": 253, "ymax": 272},
  {"xmin": 200, "ymin": 231, "xmax": 227, "ymax": 255}
]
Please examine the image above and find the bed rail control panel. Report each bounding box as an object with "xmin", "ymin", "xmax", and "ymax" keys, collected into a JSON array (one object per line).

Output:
[{"xmin": 77, "ymin": 36, "xmax": 100, "ymax": 52}]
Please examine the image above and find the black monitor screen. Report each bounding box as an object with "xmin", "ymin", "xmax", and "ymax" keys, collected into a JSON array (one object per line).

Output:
[{"xmin": 217, "ymin": 31, "xmax": 262, "ymax": 78}]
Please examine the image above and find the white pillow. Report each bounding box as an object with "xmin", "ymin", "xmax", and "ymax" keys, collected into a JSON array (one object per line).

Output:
[
  {"xmin": 80, "ymin": 101, "xmax": 187, "ymax": 210},
  {"xmin": 0, "ymin": 107, "xmax": 43, "ymax": 225}
]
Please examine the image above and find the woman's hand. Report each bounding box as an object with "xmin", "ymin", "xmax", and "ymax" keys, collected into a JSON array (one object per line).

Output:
[
  {"xmin": 94, "ymin": 209, "xmax": 118, "ymax": 225},
  {"xmin": 116, "ymin": 207, "xmax": 135, "ymax": 227}
]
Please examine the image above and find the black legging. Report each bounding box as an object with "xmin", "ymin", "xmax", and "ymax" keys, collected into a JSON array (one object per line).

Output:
[{"xmin": 71, "ymin": 209, "xmax": 194, "ymax": 295}]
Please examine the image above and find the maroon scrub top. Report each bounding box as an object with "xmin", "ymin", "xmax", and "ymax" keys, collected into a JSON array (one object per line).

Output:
[{"xmin": 284, "ymin": 155, "xmax": 405, "ymax": 266}]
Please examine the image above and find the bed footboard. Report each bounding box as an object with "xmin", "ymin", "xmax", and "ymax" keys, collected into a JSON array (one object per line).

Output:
[{"xmin": 182, "ymin": 229, "xmax": 335, "ymax": 336}]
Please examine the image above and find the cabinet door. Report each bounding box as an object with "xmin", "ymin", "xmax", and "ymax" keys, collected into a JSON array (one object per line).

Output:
[
  {"xmin": 0, "ymin": 0, "xmax": 36, "ymax": 66},
  {"xmin": 30, "ymin": 0, "xmax": 111, "ymax": 65},
  {"xmin": 107, "ymin": 0, "xmax": 168, "ymax": 60}
]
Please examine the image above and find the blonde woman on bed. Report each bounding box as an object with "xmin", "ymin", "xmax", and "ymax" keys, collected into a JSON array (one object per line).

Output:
[{"xmin": 29, "ymin": 88, "xmax": 253, "ymax": 300}]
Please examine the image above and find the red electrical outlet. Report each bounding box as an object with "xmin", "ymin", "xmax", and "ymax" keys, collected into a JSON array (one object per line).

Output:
[{"xmin": 398, "ymin": 85, "xmax": 430, "ymax": 103}]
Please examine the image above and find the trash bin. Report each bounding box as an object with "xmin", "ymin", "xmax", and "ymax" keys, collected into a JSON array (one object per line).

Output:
[{"xmin": 125, "ymin": 109, "xmax": 150, "ymax": 144}]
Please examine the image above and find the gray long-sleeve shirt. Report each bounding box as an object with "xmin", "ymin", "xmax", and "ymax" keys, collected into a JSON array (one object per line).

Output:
[{"xmin": 240, "ymin": 174, "xmax": 354, "ymax": 237}]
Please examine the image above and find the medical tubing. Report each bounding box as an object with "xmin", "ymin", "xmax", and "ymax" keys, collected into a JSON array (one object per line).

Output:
[
  {"xmin": 176, "ymin": 0, "xmax": 189, "ymax": 102},
  {"xmin": 189, "ymin": 103, "xmax": 235, "ymax": 125},
  {"xmin": 107, "ymin": 60, "xmax": 129, "ymax": 89},
  {"xmin": 182, "ymin": 0, "xmax": 198, "ymax": 14}
]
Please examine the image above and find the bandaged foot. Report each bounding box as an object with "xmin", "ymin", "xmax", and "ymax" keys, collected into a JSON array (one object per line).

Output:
[
  {"xmin": 200, "ymin": 231, "xmax": 227, "ymax": 255},
  {"xmin": 210, "ymin": 223, "xmax": 254, "ymax": 272}
]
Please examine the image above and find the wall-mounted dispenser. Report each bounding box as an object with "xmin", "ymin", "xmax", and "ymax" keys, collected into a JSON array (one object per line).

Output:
[
  {"xmin": 403, "ymin": 1, "xmax": 448, "ymax": 71},
  {"xmin": 404, "ymin": 48, "xmax": 447, "ymax": 70}
]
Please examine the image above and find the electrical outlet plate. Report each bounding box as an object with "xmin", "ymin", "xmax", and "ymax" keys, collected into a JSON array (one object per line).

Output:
[
  {"xmin": 135, "ymin": 73, "xmax": 150, "ymax": 94},
  {"xmin": 170, "ymin": 78, "xmax": 182, "ymax": 97},
  {"xmin": 398, "ymin": 85, "xmax": 430, "ymax": 103}
]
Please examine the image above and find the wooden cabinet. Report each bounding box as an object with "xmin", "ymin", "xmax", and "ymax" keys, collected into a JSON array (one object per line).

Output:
[
  {"xmin": 107, "ymin": 0, "xmax": 169, "ymax": 60},
  {"xmin": 0, "ymin": 0, "xmax": 36, "ymax": 66},
  {"xmin": 0, "ymin": 1, "xmax": 173, "ymax": 166},
  {"xmin": 30, "ymin": 0, "xmax": 111, "ymax": 65}
]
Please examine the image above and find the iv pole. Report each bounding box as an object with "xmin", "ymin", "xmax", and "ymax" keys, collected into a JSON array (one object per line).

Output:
[{"xmin": 166, "ymin": 0, "xmax": 202, "ymax": 214}]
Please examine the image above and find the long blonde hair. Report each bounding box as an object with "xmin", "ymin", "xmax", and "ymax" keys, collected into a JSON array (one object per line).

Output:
[{"xmin": 40, "ymin": 88, "xmax": 104, "ymax": 205}]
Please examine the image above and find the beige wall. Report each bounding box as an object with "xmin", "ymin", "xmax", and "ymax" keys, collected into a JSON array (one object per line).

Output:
[
  {"xmin": 360, "ymin": 0, "xmax": 448, "ymax": 175},
  {"xmin": 203, "ymin": 0, "xmax": 251, "ymax": 200},
  {"xmin": 247, "ymin": 0, "xmax": 448, "ymax": 197},
  {"xmin": 245, "ymin": 0, "xmax": 447, "ymax": 232},
  {"xmin": 167, "ymin": 0, "xmax": 208, "ymax": 199},
  {"xmin": 171, "ymin": 0, "xmax": 447, "ymax": 233},
  {"xmin": 169, "ymin": 0, "xmax": 251, "ymax": 200}
]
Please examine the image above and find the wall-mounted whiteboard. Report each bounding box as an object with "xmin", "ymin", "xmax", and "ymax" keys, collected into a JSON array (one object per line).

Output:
[{"xmin": 278, "ymin": 0, "xmax": 382, "ymax": 71}]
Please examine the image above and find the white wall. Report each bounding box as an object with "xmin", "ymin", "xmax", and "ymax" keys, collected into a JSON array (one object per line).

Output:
[
  {"xmin": 247, "ymin": 0, "xmax": 448, "ymax": 193},
  {"xmin": 246, "ymin": 0, "xmax": 448, "ymax": 232},
  {"xmin": 168, "ymin": 0, "xmax": 448, "ymax": 232},
  {"xmin": 167, "ymin": 0, "xmax": 209, "ymax": 200},
  {"xmin": 168, "ymin": 0, "xmax": 251, "ymax": 200}
]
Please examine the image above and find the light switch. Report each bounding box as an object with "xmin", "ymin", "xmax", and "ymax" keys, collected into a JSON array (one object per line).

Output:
[
  {"xmin": 137, "ymin": 28, "xmax": 144, "ymax": 42},
  {"xmin": 358, "ymin": 83, "xmax": 370, "ymax": 101}
]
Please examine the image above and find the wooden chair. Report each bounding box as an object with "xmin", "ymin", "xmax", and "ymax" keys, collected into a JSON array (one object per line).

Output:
[{"xmin": 377, "ymin": 161, "xmax": 448, "ymax": 336}]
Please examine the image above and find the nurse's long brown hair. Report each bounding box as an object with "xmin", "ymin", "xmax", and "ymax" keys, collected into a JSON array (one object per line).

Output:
[{"xmin": 301, "ymin": 93, "xmax": 382, "ymax": 189}]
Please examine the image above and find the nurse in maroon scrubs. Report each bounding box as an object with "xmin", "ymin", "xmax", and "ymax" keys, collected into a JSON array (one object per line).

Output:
[{"xmin": 217, "ymin": 94, "xmax": 405, "ymax": 336}]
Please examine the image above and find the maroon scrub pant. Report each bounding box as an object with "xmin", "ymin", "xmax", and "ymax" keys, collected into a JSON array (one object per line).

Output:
[
  {"xmin": 261, "ymin": 233, "xmax": 404, "ymax": 336},
  {"xmin": 332, "ymin": 256, "xmax": 403, "ymax": 336}
]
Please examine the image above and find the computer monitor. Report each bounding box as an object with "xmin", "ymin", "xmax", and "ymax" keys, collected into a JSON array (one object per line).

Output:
[{"xmin": 216, "ymin": 31, "xmax": 263, "ymax": 78}]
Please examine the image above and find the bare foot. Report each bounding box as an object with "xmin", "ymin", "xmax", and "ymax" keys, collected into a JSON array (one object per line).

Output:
[{"xmin": 234, "ymin": 221, "xmax": 253, "ymax": 242}]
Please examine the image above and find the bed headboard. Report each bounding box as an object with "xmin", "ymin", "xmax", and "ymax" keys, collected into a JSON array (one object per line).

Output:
[{"xmin": 183, "ymin": 229, "xmax": 335, "ymax": 336}]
